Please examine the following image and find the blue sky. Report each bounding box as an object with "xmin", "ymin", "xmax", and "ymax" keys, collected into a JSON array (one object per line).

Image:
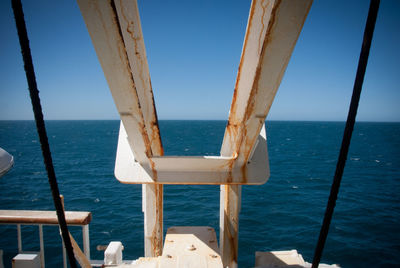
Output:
[{"xmin": 0, "ymin": 0, "xmax": 399, "ymax": 121}]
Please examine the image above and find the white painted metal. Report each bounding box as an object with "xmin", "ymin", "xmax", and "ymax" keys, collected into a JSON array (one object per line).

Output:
[
  {"xmin": 79, "ymin": 1, "xmax": 311, "ymax": 267},
  {"xmin": 115, "ymin": 122, "xmax": 269, "ymax": 184},
  {"xmin": 104, "ymin": 242, "xmax": 123, "ymax": 266},
  {"xmin": 62, "ymin": 242, "xmax": 66, "ymax": 268},
  {"xmin": 77, "ymin": 0, "xmax": 164, "ymax": 256},
  {"xmin": 0, "ymin": 147, "xmax": 13, "ymax": 178},
  {"xmin": 38, "ymin": 225, "xmax": 44, "ymax": 268},
  {"xmin": 160, "ymin": 227, "xmax": 223, "ymax": 268},
  {"xmin": 142, "ymin": 184, "xmax": 163, "ymax": 257},
  {"xmin": 221, "ymin": 0, "xmax": 313, "ymax": 164},
  {"xmin": 112, "ymin": 0, "xmax": 163, "ymax": 156},
  {"xmin": 17, "ymin": 224, "xmax": 22, "ymax": 253},
  {"xmin": 220, "ymin": 0, "xmax": 312, "ymax": 266},
  {"xmin": 12, "ymin": 253, "xmax": 41, "ymax": 268},
  {"xmin": 219, "ymin": 184, "xmax": 240, "ymax": 268},
  {"xmin": 82, "ymin": 225, "xmax": 90, "ymax": 260},
  {"xmin": 0, "ymin": 210, "xmax": 91, "ymax": 268},
  {"xmin": 77, "ymin": 0, "xmax": 154, "ymax": 165}
]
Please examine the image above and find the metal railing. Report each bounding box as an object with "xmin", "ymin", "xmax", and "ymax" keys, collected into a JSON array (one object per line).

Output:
[{"xmin": 0, "ymin": 210, "xmax": 91, "ymax": 268}]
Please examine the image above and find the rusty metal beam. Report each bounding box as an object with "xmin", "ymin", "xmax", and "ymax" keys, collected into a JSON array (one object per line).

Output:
[
  {"xmin": 77, "ymin": 0, "xmax": 164, "ymax": 257},
  {"xmin": 112, "ymin": 0, "xmax": 164, "ymax": 258},
  {"xmin": 115, "ymin": 122, "xmax": 269, "ymax": 185},
  {"xmin": 221, "ymin": 0, "xmax": 312, "ymax": 162},
  {"xmin": 220, "ymin": 0, "xmax": 312, "ymax": 267}
]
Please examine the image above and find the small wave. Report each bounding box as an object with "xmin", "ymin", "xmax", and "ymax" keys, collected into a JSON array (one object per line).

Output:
[
  {"xmin": 292, "ymin": 186, "xmax": 298, "ymax": 189},
  {"xmin": 375, "ymin": 159, "xmax": 380, "ymax": 163},
  {"xmin": 100, "ymin": 231, "xmax": 111, "ymax": 237},
  {"xmin": 350, "ymin": 157, "xmax": 360, "ymax": 161},
  {"xmin": 94, "ymin": 198, "xmax": 100, "ymax": 203}
]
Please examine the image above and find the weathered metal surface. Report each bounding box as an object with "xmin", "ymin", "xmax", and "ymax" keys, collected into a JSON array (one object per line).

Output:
[
  {"xmin": 77, "ymin": 0, "xmax": 164, "ymax": 257},
  {"xmin": 77, "ymin": 0, "xmax": 150, "ymax": 164},
  {"xmin": 220, "ymin": 0, "xmax": 312, "ymax": 267},
  {"xmin": 143, "ymin": 184, "xmax": 163, "ymax": 257},
  {"xmin": 113, "ymin": 0, "xmax": 163, "ymax": 157},
  {"xmin": 79, "ymin": 0, "xmax": 311, "ymax": 264},
  {"xmin": 160, "ymin": 226, "xmax": 223, "ymax": 268},
  {"xmin": 219, "ymin": 185, "xmax": 240, "ymax": 268},
  {"xmin": 115, "ymin": 122, "xmax": 269, "ymax": 184},
  {"xmin": 221, "ymin": 0, "xmax": 312, "ymax": 164}
]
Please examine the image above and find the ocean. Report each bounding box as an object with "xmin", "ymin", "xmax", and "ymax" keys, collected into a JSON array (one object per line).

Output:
[{"xmin": 0, "ymin": 120, "xmax": 399, "ymax": 267}]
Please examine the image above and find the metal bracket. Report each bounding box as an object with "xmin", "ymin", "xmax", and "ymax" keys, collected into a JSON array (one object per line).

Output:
[{"xmin": 115, "ymin": 121, "xmax": 269, "ymax": 185}]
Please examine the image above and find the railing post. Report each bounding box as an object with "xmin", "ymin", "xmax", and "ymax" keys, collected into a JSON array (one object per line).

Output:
[
  {"xmin": 143, "ymin": 184, "xmax": 163, "ymax": 257},
  {"xmin": 82, "ymin": 225, "xmax": 90, "ymax": 260},
  {"xmin": 17, "ymin": 224, "xmax": 22, "ymax": 253},
  {"xmin": 62, "ymin": 239, "xmax": 67, "ymax": 268},
  {"xmin": 220, "ymin": 185, "xmax": 241, "ymax": 268},
  {"xmin": 39, "ymin": 224, "xmax": 45, "ymax": 268}
]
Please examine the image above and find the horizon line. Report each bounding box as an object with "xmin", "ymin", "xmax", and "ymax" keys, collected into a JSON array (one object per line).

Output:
[{"xmin": 0, "ymin": 119, "xmax": 399, "ymax": 123}]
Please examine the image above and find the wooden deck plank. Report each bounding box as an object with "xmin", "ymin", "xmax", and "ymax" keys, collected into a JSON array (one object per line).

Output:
[{"xmin": 0, "ymin": 210, "xmax": 91, "ymax": 225}]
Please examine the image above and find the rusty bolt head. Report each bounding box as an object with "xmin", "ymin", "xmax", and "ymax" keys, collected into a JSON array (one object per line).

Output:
[{"xmin": 187, "ymin": 244, "xmax": 196, "ymax": 251}]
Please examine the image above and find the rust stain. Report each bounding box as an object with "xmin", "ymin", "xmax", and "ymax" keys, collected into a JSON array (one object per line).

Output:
[
  {"xmin": 226, "ymin": 157, "xmax": 234, "ymax": 184},
  {"xmin": 137, "ymin": 121, "xmax": 153, "ymax": 158},
  {"xmin": 234, "ymin": 0, "xmax": 281, "ymax": 176},
  {"xmin": 228, "ymin": 0, "xmax": 257, "ymax": 124},
  {"xmin": 149, "ymin": 157, "xmax": 158, "ymax": 182},
  {"xmin": 220, "ymin": 0, "xmax": 280, "ymax": 185},
  {"xmin": 110, "ymin": 0, "xmax": 154, "ymax": 161},
  {"xmin": 149, "ymin": 79, "xmax": 164, "ymax": 156},
  {"xmin": 118, "ymin": 0, "xmax": 164, "ymax": 158},
  {"xmin": 150, "ymin": 184, "xmax": 163, "ymax": 256},
  {"xmin": 223, "ymin": 186, "xmax": 239, "ymax": 265},
  {"xmin": 241, "ymin": 163, "xmax": 248, "ymax": 184},
  {"xmin": 118, "ymin": 0, "xmax": 148, "ymax": 104},
  {"xmin": 258, "ymin": 0, "xmax": 269, "ymax": 53}
]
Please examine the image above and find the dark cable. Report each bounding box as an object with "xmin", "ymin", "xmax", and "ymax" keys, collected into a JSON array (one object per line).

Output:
[
  {"xmin": 11, "ymin": 0, "xmax": 77, "ymax": 267},
  {"xmin": 311, "ymin": 0, "xmax": 380, "ymax": 267}
]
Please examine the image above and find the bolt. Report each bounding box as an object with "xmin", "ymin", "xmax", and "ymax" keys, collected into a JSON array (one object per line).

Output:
[{"xmin": 187, "ymin": 244, "xmax": 196, "ymax": 251}]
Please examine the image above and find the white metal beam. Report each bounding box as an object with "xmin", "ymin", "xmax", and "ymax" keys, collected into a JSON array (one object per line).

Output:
[
  {"xmin": 77, "ymin": 0, "xmax": 164, "ymax": 257},
  {"xmin": 220, "ymin": 1, "xmax": 312, "ymax": 267},
  {"xmin": 115, "ymin": 122, "xmax": 269, "ymax": 184}
]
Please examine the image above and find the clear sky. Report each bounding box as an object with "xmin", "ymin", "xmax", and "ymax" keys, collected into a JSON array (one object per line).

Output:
[{"xmin": 0, "ymin": 0, "xmax": 399, "ymax": 121}]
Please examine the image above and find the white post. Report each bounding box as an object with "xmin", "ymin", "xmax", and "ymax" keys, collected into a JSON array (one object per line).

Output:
[
  {"xmin": 39, "ymin": 224, "xmax": 45, "ymax": 268},
  {"xmin": 62, "ymin": 238, "xmax": 67, "ymax": 268},
  {"xmin": 220, "ymin": 185, "xmax": 241, "ymax": 268},
  {"xmin": 17, "ymin": 224, "xmax": 22, "ymax": 253},
  {"xmin": 82, "ymin": 225, "xmax": 90, "ymax": 260},
  {"xmin": 143, "ymin": 184, "xmax": 163, "ymax": 257}
]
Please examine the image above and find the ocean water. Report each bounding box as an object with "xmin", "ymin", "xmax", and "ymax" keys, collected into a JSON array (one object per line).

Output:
[{"xmin": 0, "ymin": 120, "xmax": 399, "ymax": 267}]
